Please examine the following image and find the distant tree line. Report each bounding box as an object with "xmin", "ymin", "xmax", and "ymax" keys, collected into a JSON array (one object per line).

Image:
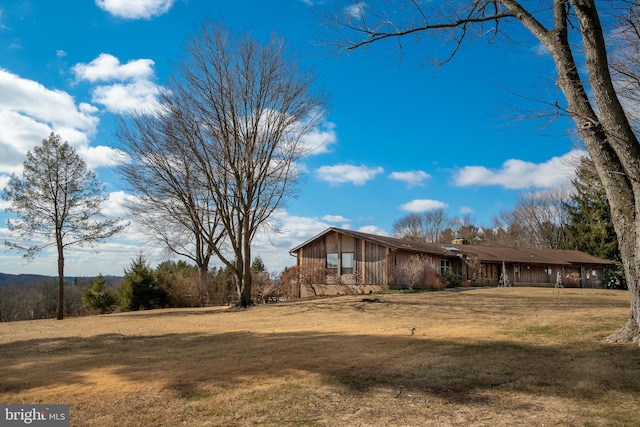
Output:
[
  {"xmin": 0, "ymin": 255, "xmax": 292, "ymax": 322},
  {"xmin": 392, "ymin": 156, "xmax": 625, "ymax": 289},
  {"xmin": 0, "ymin": 276, "xmax": 119, "ymax": 322}
]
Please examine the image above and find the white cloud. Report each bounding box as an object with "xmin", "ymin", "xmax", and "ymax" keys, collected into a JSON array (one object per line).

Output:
[
  {"xmin": 73, "ymin": 53, "xmax": 155, "ymax": 83},
  {"xmin": 301, "ymin": 119, "xmax": 337, "ymax": 155},
  {"xmin": 90, "ymin": 80, "xmax": 162, "ymax": 114},
  {"xmin": 453, "ymin": 150, "xmax": 584, "ymax": 190},
  {"xmin": 0, "ymin": 68, "xmax": 102, "ymax": 174},
  {"xmin": 316, "ymin": 163, "xmax": 384, "ymax": 186},
  {"xmin": 357, "ymin": 225, "xmax": 388, "ymax": 236},
  {"xmin": 459, "ymin": 206, "xmax": 474, "ymax": 215},
  {"xmin": 73, "ymin": 54, "xmax": 163, "ymax": 114},
  {"xmin": 79, "ymin": 145, "xmax": 130, "ymax": 169},
  {"xmin": 95, "ymin": 0, "xmax": 176, "ymax": 20},
  {"xmin": 389, "ymin": 170, "xmax": 431, "ymax": 188},
  {"xmin": 100, "ymin": 191, "xmax": 136, "ymax": 219},
  {"xmin": 0, "ymin": 68, "xmax": 98, "ymax": 134},
  {"xmin": 345, "ymin": 2, "xmax": 367, "ymax": 19},
  {"xmin": 0, "ymin": 235, "xmax": 164, "ymax": 277},
  {"xmin": 400, "ymin": 199, "xmax": 448, "ymax": 213},
  {"xmin": 322, "ymin": 214, "xmax": 349, "ymax": 223}
]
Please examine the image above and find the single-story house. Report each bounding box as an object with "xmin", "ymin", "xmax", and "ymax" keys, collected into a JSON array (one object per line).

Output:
[{"xmin": 288, "ymin": 227, "xmax": 614, "ymax": 297}]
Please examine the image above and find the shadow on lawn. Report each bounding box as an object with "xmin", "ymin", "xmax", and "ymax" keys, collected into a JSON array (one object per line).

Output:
[{"xmin": 1, "ymin": 325, "xmax": 639, "ymax": 404}]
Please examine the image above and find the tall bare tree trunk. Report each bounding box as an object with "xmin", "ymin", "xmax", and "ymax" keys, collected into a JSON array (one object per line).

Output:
[
  {"xmin": 56, "ymin": 236, "xmax": 64, "ymax": 320},
  {"xmin": 240, "ymin": 218, "xmax": 253, "ymax": 307},
  {"xmin": 515, "ymin": 0, "xmax": 640, "ymax": 342}
]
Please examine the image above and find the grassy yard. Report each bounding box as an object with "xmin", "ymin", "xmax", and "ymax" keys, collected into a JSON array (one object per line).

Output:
[{"xmin": 1, "ymin": 287, "xmax": 639, "ymax": 426}]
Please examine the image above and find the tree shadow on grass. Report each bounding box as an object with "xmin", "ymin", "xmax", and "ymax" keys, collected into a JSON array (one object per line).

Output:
[{"xmin": 1, "ymin": 326, "xmax": 639, "ymax": 405}]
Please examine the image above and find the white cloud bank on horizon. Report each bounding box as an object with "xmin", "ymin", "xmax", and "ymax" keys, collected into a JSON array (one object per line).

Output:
[
  {"xmin": 316, "ymin": 163, "xmax": 384, "ymax": 186},
  {"xmin": 1, "ymin": 207, "xmax": 388, "ymax": 276},
  {"xmin": 95, "ymin": 0, "xmax": 176, "ymax": 20},
  {"xmin": 453, "ymin": 149, "xmax": 585, "ymax": 189}
]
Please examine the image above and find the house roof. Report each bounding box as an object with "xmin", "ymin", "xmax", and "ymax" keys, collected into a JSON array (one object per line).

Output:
[{"xmin": 290, "ymin": 227, "xmax": 613, "ymax": 266}]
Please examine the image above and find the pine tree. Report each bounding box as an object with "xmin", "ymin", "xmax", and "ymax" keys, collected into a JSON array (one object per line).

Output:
[
  {"xmin": 563, "ymin": 157, "xmax": 625, "ymax": 289},
  {"xmin": 82, "ymin": 274, "xmax": 117, "ymax": 314},
  {"xmin": 119, "ymin": 254, "xmax": 167, "ymax": 311},
  {"xmin": 563, "ymin": 157, "xmax": 620, "ymax": 262}
]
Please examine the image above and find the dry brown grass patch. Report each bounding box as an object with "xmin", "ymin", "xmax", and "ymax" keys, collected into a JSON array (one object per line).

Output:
[{"xmin": 1, "ymin": 287, "xmax": 638, "ymax": 426}]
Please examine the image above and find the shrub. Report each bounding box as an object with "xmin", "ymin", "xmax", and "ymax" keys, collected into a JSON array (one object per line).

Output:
[
  {"xmin": 82, "ymin": 274, "xmax": 117, "ymax": 314},
  {"xmin": 119, "ymin": 255, "xmax": 167, "ymax": 311},
  {"xmin": 156, "ymin": 261, "xmax": 203, "ymax": 307},
  {"xmin": 604, "ymin": 262, "xmax": 627, "ymax": 290},
  {"xmin": 440, "ymin": 270, "xmax": 462, "ymax": 288}
]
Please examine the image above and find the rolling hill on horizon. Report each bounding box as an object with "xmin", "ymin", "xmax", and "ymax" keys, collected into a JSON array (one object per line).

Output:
[{"xmin": 0, "ymin": 272, "xmax": 123, "ymax": 287}]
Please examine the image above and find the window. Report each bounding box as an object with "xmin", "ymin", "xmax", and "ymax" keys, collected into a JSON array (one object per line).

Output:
[
  {"xmin": 545, "ymin": 267, "xmax": 553, "ymax": 275},
  {"xmin": 440, "ymin": 259, "xmax": 451, "ymax": 275},
  {"xmin": 326, "ymin": 253, "xmax": 338, "ymax": 274},
  {"xmin": 341, "ymin": 252, "xmax": 354, "ymax": 275}
]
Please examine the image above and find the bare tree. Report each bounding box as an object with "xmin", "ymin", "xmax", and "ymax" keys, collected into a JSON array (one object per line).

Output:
[
  {"xmin": 3, "ymin": 133, "xmax": 127, "ymax": 319},
  {"xmin": 452, "ymin": 214, "xmax": 481, "ymax": 243},
  {"xmin": 120, "ymin": 23, "xmax": 327, "ymax": 308},
  {"xmin": 117, "ymin": 102, "xmax": 225, "ymax": 304},
  {"xmin": 510, "ymin": 189, "xmax": 569, "ymax": 249},
  {"xmin": 325, "ymin": 1, "xmax": 640, "ymax": 343},
  {"xmin": 393, "ymin": 208, "xmax": 453, "ymax": 242},
  {"xmin": 609, "ymin": 6, "xmax": 640, "ymax": 128}
]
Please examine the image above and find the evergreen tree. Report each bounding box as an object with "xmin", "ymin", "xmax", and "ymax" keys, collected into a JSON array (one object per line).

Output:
[
  {"xmin": 562, "ymin": 157, "xmax": 625, "ymax": 289},
  {"xmin": 82, "ymin": 274, "xmax": 117, "ymax": 314},
  {"xmin": 563, "ymin": 157, "xmax": 620, "ymax": 262},
  {"xmin": 119, "ymin": 254, "xmax": 167, "ymax": 311},
  {"xmin": 251, "ymin": 257, "xmax": 266, "ymax": 274}
]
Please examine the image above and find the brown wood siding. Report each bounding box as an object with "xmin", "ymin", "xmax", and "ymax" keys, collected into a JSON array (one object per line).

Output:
[
  {"xmin": 295, "ymin": 232, "xmax": 390, "ymax": 288},
  {"xmin": 326, "ymin": 233, "xmax": 338, "ymax": 253},
  {"xmin": 297, "ymin": 237, "xmax": 327, "ymax": 284},
  {"xmin": 513, "ymin": 265, "xmax": 552, "ymax": 285},
  {"xmin": 341, "ymin": 234, "xmax": 355, "ymax": 252},
  {"xmin": 363, "ymin": 241, "xmax": 388, "ymax": 286},
  {"xmin": 292, "ymin": 229, "xmax": 611, "ymax": 292}
]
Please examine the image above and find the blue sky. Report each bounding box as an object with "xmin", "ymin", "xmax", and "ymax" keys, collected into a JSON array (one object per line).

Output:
[{"xmin": 0, "ymin": 0, "xmax": 583, "ymax": 277}]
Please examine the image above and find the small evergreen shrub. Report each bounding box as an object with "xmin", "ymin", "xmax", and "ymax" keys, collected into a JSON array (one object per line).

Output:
[{"xmin": 82, "ymin": 274, "xmax": 117, "ymax": 314}]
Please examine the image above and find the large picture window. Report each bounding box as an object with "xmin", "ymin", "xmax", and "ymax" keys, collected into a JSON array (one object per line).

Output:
[
  {"xmin": 341, "ymin": 252, "xmax": 354, "ymax": 275},
  {"xmin": 326, "ymin": 253, "xmax": 338, "ymax": 274}
]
